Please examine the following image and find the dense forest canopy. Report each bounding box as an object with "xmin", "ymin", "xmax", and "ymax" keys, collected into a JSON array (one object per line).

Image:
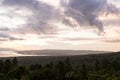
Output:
[{"xmin": 0, "ymin": 54, "xmax": 120, "ymax": 80}]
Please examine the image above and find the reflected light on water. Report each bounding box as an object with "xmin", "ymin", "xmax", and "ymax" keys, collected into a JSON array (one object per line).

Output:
[{"xmin": 0, "ymin": 51, "xmax": 37, "ymax": 57}]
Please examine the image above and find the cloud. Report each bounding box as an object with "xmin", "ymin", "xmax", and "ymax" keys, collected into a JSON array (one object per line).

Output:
[
  {"xmin": 2, "ymin": 0, "xmax": 60, "ymax": 34},
  {"xmin": 63, "ymin": 37, "xmax": 99, "ymax": 41},
  {"xmin": 3, "ymin": 0, "xmax": 36, "ymax": 9},
  {"xmin": 107, "ymin": 3, "xmax": 120, "ymax": 14},
  {"xmin": 1, "ymin": 0, "xmax": 120, "ymax": 36},
  {"xmin": 60, "ymin": 0, "xmax": 120, "ymax": 33},
  {"xmin": 0, "ymin": 33, "xmax": 24, "ymax": 41},
  {"xmin": 17, "ymin": 22, "xmax": 58, "ymax": 35},
  {"xmin": 0, "ymin": 27, "xmax": 9, "ymax": 31},
  {"xmin": 104, "ymin": 39, "xmax": 120, "ymax": 43}
]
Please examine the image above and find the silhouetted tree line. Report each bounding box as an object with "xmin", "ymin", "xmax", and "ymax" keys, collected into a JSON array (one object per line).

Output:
[{"xmin": 0, "ymin": 57, "xmax": 120, "ymax": 80}]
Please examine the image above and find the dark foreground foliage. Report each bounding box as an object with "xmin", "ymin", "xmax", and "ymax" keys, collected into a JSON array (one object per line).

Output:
[{"xmin": 0, "ymin": 57, "xmax": 120, "ymax": 80}]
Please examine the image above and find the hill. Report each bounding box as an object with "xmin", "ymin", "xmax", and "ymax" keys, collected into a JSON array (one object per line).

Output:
[
  {"xmin": 18, "ymin": 49, "xmax": 110, "ymax": 56},
  {"xmin": 0, "ymin": 51, "xmax": 120, "ymax": 80},
  {"xmin": 0, "ymin": 51, "xmax": 119, "ymax": 66}
]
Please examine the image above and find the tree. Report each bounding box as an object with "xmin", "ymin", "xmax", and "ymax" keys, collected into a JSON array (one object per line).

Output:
[
  {"xmin": 111, "ymin": 60, "xmax": 120, "ymax": 71},
  {"xmin": 65, "ymin": 71, "xmax": 79, "ymax": 80},
  {"xmin": 94, "ymin": 59, "xmax": 100, "ymax": 71},
  {"xmin": 7, "ymin": 66, "xmax": 28, "ymax": 80},
  {"xmin": 64, "ymin": 58, "xmax": 72, "ymax": 72},
  {"xmin": 0, "ymin": 60, "xmax": 3, "ymax": 73},
  {"xmin": 4, "ymin": 59, "xmax": 12, "ymax": 73},
  {"xmin": 56, "ymin": 61, "xmax": 66, "ymax": 80},
  {"xmin": 101, "ymin": 59, "xmax": 111, "ymax": 70},
  {"xmin": 12, "ymin": 57, "xmax": 18, "ymax": 66},
  {"xmin": 80, "ymin": 64, "xmax": 89, "ymax": 80}
]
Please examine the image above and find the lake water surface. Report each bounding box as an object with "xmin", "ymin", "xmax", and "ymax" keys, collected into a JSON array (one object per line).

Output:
[{"xmin": 0, "ymin": 51, "xmax": 37, "ymax": 57}]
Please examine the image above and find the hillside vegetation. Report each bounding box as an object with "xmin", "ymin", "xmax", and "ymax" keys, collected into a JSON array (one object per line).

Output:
[{"xmin": 0, "ymin": 52, "xmax": 120, "ymax": 79}]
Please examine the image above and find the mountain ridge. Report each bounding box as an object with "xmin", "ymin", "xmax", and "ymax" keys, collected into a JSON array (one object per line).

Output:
[{"xmin": 18, "ymin": 49, "xmax": 111, "ymax": 56}]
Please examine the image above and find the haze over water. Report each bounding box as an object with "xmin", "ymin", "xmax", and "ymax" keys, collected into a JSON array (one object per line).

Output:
[
  {"xmin": 0, "ymin": 51, "xmax": 21, "ymax": 57},
  {"xmin": 0, "ymin": 51, "xmax": 38, "ymax": 57}
]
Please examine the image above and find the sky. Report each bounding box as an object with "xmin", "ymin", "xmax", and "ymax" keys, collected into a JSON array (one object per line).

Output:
[{"xmin": 0, "ymin": 0, "xmax": 120, "ymax": 51}]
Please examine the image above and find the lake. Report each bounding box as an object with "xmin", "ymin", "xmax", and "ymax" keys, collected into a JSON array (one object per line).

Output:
[{"xmin": 0, "ymin": 51, "xmax": 37, "ymax": 57}]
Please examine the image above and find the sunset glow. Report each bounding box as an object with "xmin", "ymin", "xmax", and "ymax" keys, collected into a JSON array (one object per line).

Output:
[{"xmin": 0, "ymin": 0, "xmax": 120, "ymax": 52}]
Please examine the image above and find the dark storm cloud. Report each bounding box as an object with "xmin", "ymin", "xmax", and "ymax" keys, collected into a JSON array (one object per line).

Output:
[
  {"xmin": 61, "ymin": 0, "xmax": 120, "ymax": 32},
  {"xmin": 3, "ymin": 0, "xmax": 59, "ymax": 34}
]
